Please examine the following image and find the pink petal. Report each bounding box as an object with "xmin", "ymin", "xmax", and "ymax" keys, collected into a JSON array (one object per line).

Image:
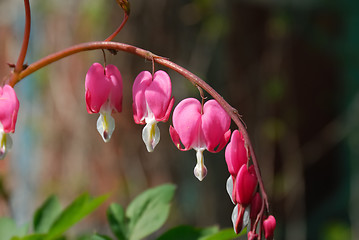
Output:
[
  {"xmin": 172, "ymin": 98, "xmax": 203, "ymax": 150},
  {"xmin": 85, "ymin": 63, "xmax": 111, "ymax": 114},
  {"xmin": 132, "ymin": 71, "xmax": 152, "ymax": 123},
  {"xmin": 263, "ymin": 215, "xmax": 276, "ymax": 240},
  {"xmin": 235, "ymin": 165, "xmax": 258, "ymax": 206},
  {"xmin": 225, "ymin": 130, "xmax": 248, "ymax": 176},
  {"xmin": 0, "ymin": 85, "xmax": 19, "ymax": 133},
  {"xmin": 158, "ymin": 97, "xmax": 174, "ymax": 122},
  {"xmin": 201, "ymin": 99, "xmax": 231, "ymax": 152},
  {"xmin": 169, "ymin": 126, "xmax": 188, "ymax": 151},
  {"xmin": 145, "ymin": 70, "xmax": 173, "ymax": 121},
  {"xmin": 106, "ymin": 64, "xmax": 123, "ymax": 113}
]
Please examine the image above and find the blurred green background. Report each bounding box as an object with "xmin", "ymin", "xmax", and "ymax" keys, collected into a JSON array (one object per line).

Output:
[{"xmin": 1, "ymin": 0, "xmax": 359, "ymax": 239}]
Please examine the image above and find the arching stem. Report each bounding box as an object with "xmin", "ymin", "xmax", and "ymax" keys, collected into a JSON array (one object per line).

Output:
[{"xmin": 9, "ymin": 41, "xmax": 269, "ymax": 212}]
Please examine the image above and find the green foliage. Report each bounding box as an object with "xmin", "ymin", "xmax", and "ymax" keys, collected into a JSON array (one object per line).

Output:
[
  {"xmin": 33, "ymin": 195, "xmax": 62, "ymax": 233},
  {"xmin": 0, "ymin": 184, "xmax": 238, "ymax": 240},
  {"xmin": 126, "ymin": 184, "xmax": 176, "ymax": 240},
  {"xmin": 107, "ymin": 203, "xmax": 127, "ymax": 240},
  {"xmin": 46, "ymin": 193, "xmax": 108, "ymax": 239},
  {"xmin": 0, "ymin": 218, "xmax": 28, "ymax": 240},
  {"xmin": 108, "ymin": 184, "xmax": 176, "ymax": 240},
  {"xmin": 157, "ymin": 226, "xmax": 246, "ymax": 240},
  {"xmin": 156, "ymin": 225, "xmax": 219, "ymax": 240}
]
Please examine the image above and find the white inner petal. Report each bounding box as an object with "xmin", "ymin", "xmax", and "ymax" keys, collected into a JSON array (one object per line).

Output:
[
  {"xmin": 0, "ymin": 131, "xmax": 12, "ymax": 160},
  {"xmin": 142, "ymin": 117, "xmax": 160, "ymax": 152},
  {"xmin": 97, "ymin": 111, "xmax": 115, "ymax": 142},
  {"xmin": 194, "ymin": 148, "xmax": 207, "ymax": 181},
  {"xmin": 231, "ymin": 204, "xmax": 239, "ymax": 232},
  {"xmin": 226, "ymin": 175, "xmax": 234, "ymax": 204}
]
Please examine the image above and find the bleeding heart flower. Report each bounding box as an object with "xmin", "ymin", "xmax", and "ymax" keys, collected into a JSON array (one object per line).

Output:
[
  {"xmin": 263, "ymin": 215, "xmax": 276, "ymax": 240},
  {"xmin": 170, "ymin": 98, "xmax": 231, "ymax": 181},
  {"xmin": 235, "ymin": 165, "xmax": 258, "ymax": 206},
  {"xmin": 0, "ymin": 85, "xmax": 19, "ymax": 159},
  {"xmin": 226, "ymin": 164, "xmax": 257, "ymax": 234},
  {"xmin": 85, "ymin": 63, "xmax": 123, "ymax": 142},
  {"xmin": 225, "ymin": 130, "xmax": 249, "ymax": 178},
  {"xmin": 132, "ymin": 70, "xmax": 174, "ymax": 152}
]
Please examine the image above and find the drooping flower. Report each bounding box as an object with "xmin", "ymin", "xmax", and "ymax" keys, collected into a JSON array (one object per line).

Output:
[
  {"xmin": 170, "ymin": 98, "xmax": 231, "ymax": 181},
  {"xmin": 0, "ymin": 85, "xmax": 19, "ymax": 159},
  {"xmin": 132, "ymin": 70, "xmax": 174, "ymax": 152},
  {"xmin": 235, "ymin": 165, "xmax": 258, "ymax": 205},
  {"xmin": 225, "ymin": 130, "xmax": 248, "ymax": 178},
  {"xmin": 226, "ymin": 163, "xmax": 257, "ymax": 233},
  {"xmin": 263, "ymin": 215, "xmax": 276, "ymax": 240},
  {"xmin": 85, "ymin": 63, "xmax": 123, "ymax": 142}
]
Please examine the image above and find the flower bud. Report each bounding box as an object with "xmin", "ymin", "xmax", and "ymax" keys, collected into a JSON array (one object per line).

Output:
[{"xmin": 263, "ymin": 215, "xmax": 276, "ymax": 240}]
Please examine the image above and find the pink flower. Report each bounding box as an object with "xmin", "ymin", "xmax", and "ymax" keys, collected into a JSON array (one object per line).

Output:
[
  {"xmin": 235, "ymin": 165, "xmax": 257, "ymax": 206},
  {"xmin": 170, "ymin": 98, "xmax": 231, "ymax": 181},
  {"xmin": 225, "ymin": 130, "xmax": 248, "ymax": 178},
  {"xmin": 85, "ymin": 63, "xmax": 123, "ymax": 142},
  {"xmin": 132, "ymin": 70, "xmax": 174, "ymax": 152},
  {"xmin": 263, "ymin": 215, "xmax": 276, "ymax": 240},
  {"xmin": 226, "ymin": 164, "xmax": 257, "ymax": 234},
  {"xmin": 0, "ymin": 85, "xmax": 19, "ymax": 159}
]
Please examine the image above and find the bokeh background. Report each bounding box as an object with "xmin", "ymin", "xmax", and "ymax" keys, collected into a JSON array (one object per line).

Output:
[{"xmin": 1, "ymin": 0, "xmax": 359, "ymax": 239}]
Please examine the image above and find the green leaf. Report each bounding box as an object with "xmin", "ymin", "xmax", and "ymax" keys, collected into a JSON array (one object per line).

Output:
[
  {"xmin": 46, "ymin": 193, "xmax": 109, "ymax": 239},
  {"xmin": 76, "ymin": 234, "xmax": 113, "ymax": 240},
  {"xmin": 126, "ymin": 184, "xmax": 176, "ymax": 240},
  {"xmin": 90, "ymin": 234, "xmax": 113, "ymax": 240},
  {"xmin": 107, "ymin": 203, "xmax": 127, "ymax": 240},
  {"xmin": 12, "ymin": 233, "xmax": 48, "ymax": 240},
  {"xmin": 200, "ymin": 227, "xmax": 247, "ymax": 240},
  {"xmin": 33, "ymin": 195, "xmax": 62, "ymax": 233},
  {"xmin": 157, "ymin": 225, "xmax": 219, "ymax": 240},
  {"xmin": 0, "ymin": 218, "xmax": 28, "ymax": 240}
]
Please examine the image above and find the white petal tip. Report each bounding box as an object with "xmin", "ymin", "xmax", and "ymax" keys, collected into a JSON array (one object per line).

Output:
[
  {"xmin": 97, "ymin": 112, "xmax": 115, "ymax": 142},
  {"xmin": 142, "ymin": 121, "xmax": 160, "ymax": 152},
  {"xmin": 194, "ymin": 162, "xmax": 207, "ymax": 181}
]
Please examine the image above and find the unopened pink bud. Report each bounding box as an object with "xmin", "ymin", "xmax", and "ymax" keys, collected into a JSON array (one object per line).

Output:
[
  {"xmin": 263, "ymin": 215, "xmax": 276, "ymax": 240},
  {"xmin": 225, "ymin": 130, "xmax": 248, "ymax": 177},
  {"xmin": 235, "ymin": 165, "xmax": 257, "ymax": 205}
]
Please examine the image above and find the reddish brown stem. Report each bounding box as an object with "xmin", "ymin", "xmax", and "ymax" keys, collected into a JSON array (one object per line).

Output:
[
  {"xmin": 9, "ymin": 0, "xmax": 31, "ymax": 84},
  {"xmin": 10, "ymin": 41, "xmax": 269, "ymax": 212},
  {"xmin": 104, "ymin": 13, "xmax": 129, "ymax": 42}
]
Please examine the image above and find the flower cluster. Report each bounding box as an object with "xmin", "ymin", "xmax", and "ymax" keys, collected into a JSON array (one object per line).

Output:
[
  {"xmin": 83, "ymin": 62, "xmax": 276, "ymax": 238},
  {"xmin": 0, "ymin": 60, "xmax": 275, "ymax": 239},
  {"xmin": 225, "ymin": 130, "xmax": 276, "ymax": 239}
]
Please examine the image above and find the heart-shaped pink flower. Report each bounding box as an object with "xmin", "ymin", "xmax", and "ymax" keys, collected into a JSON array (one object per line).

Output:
[
  {"xmin": 85, "ymin": 63, "xmax": 123, "ymax": 142},
  {"xmin": 170, "ymin": 98, "xmax": 231, "ymax": 180},
  {"xmin": 0, "ymin": 85, "xmax": 19, "ymax": 159},
  {"xmin": 132, "ymin": 70, "xmax": 174, "ymax": 152}
]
